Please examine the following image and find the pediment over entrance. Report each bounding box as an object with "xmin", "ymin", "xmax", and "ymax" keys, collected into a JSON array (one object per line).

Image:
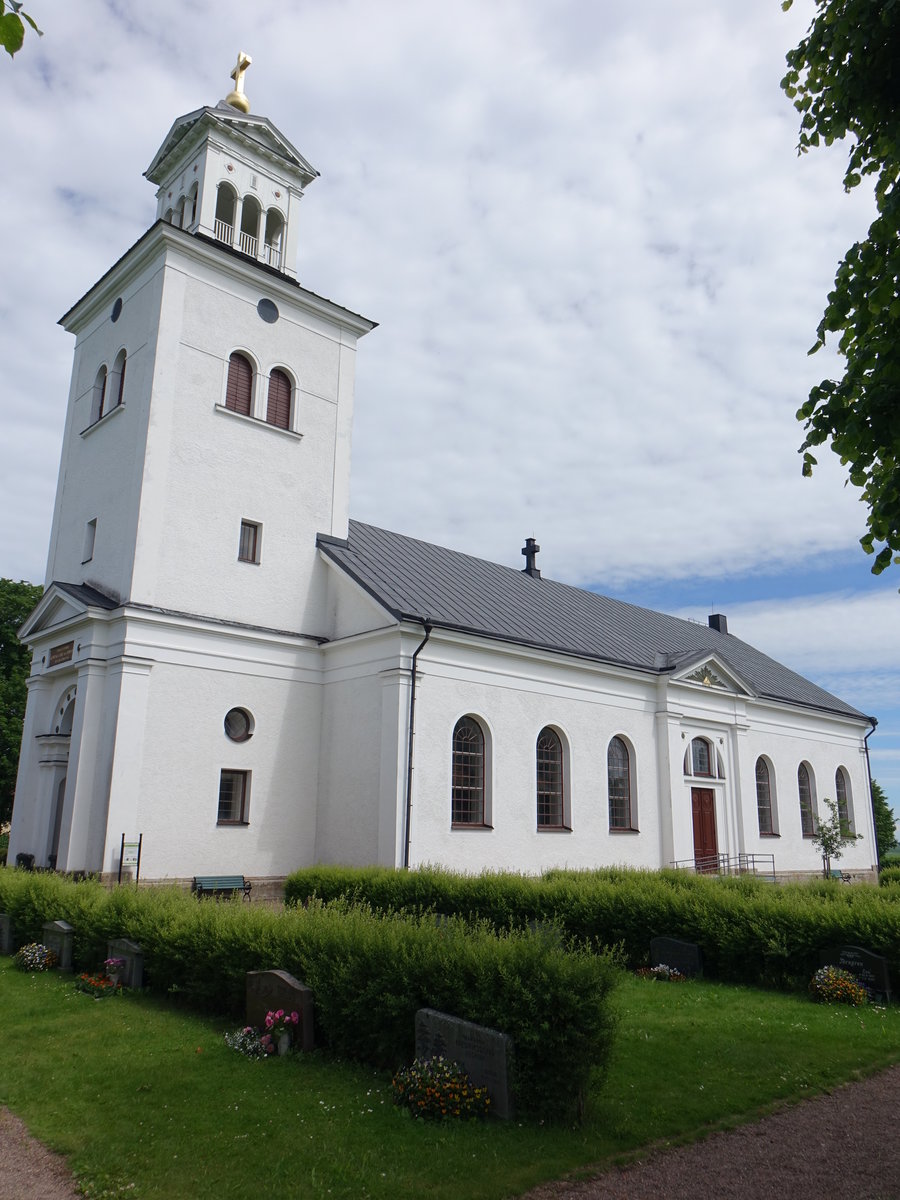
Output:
[
  {"xmin": 19, "ymin": 581, "xmax": 119, "ymax": 642},
  {"xmin": 670, "ymin": 653, "xmax": 755, "ymax": 698}
]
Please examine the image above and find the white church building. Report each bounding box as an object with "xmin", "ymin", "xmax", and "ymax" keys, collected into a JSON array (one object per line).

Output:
[{"xmin": 9, "ymin": 62, "xmax": 878, "ymax": 886}]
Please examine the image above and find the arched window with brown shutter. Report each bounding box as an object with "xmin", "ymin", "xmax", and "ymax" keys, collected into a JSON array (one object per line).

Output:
[
  {"xmin": 112, "ymin": 349, "xmax": 127, "ymax": 409},
  {"xmin": 225, "ymin": 352, "xmax": 253, "ymax": 416},
  {"xmin": 266, "ymin": 368, "xmax": 292, "ymax": 429}
]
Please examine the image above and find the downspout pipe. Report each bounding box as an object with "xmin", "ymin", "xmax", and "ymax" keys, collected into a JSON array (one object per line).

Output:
[
  {"xmin": 864, "ymin": 717, "xmax": 879, "ymax": 872},
  {"xmin": 403, "ymin": 622, "xmax": 432, "ymax": 870}
]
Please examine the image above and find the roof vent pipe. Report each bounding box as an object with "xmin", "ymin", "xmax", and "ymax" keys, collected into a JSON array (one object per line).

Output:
[
  {"xmin": 708, "ymin": 614, "xmax": 728, "ymax": 635},
  {"xmin": 521, "ymin": 537, "xmax": 541, "ymax": 579}
]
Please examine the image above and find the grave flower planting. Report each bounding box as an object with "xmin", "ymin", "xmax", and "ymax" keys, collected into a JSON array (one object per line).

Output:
[
  {"xmin": 13, "ymin": 943, "xmax": 58, "ymax": 972},
  {"xmin": 392, "ymin": 1056, "xmax": 491, "ymax": 1121},
  {"xmin": 809, "ymin": 965, "xmax": 868, "ymax": 1007}
]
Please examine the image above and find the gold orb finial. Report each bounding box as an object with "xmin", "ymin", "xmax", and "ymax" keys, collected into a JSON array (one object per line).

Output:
[{"xmin": 225, "ymin": 51, "xmax": 252, "ymax": 112}]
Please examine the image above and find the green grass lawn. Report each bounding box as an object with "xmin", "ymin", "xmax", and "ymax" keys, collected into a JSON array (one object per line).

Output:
[{"xmin": 3, "ymin": 961, "xmax": 900, "ymax": 1200}]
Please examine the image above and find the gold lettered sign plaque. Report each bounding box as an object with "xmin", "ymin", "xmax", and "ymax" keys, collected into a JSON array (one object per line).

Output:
[{"xmin": 48, "ymin": 641, "xmax": 74, "ymax": 667}]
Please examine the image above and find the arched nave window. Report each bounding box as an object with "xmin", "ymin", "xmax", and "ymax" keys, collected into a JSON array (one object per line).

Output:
[
  {"xmin": 755, "ymin": 757, "xmax": 776, "ymax": 835},
  {"xmin": 608, "ymin": 736, "xmax": 634, "ymax": 830},
  {"xmin": 536, "ymin": 727, "xmax": 566, "ymax": 829},
  {"xmin": 798, "ymin": 763, "xmax": 816, "ymax": 837},
  {"xmin": 225, "ymin": 352, "xmax": 253, "ymax": 416},
  {"xmin": 835, "ymin": 767, "xmax": 854, "ymax": 832},
  {"xmin": 451, "ymin": 716, "xmax": 487, "ymax": 827}
]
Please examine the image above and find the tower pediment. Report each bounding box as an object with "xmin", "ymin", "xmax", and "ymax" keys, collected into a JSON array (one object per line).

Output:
[{"xmin": 144, "ymin": 105, "xmax": 318, "ymax": 189}]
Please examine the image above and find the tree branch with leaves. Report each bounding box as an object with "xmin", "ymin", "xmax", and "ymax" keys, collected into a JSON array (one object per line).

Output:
[
  {"xmin": 0, "ymin": 1, "xmax": 41, "ymax": 58},
  {"xmin": 782, "ymin": 0, "xmax": 900, "ymax": 574}
]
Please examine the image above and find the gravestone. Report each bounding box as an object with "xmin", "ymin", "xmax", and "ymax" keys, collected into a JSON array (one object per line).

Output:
[
  {"xmin": 107, "ymin": 937, "xmax": 144, "ymax": 989},
  {"xmin": 42, "ymin": 919, "xmax": 74, "ymax": 971},
  {"xmin": 819, "ymin": 945, "xmax": 892, "ymax": 1003},
  {"xmin": 0, "ymin": 913, "xmax": 12, "ymax": 955},
  {"xmin": 246, "ymin": 969, "xmax": 314, "ymax": 1052},
  {"xmin": 649, "ymin": 936, "xmax": 703, "ymax": 977},
  {"xmin": 415, "ymin": 1008, "xmax": 514, "ymax": 1120}
]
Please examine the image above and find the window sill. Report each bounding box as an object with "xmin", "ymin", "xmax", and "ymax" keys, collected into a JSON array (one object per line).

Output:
[
  {"xmin": 216, "ymin": 820, "xmax": 250, "ymax": 827},
  {"xmin": 80, "ymin": 402, "xmax": 125, "ymax": 437},
  {"xmin": 451, "ymin": 823, "xmax": 493, "ymax": 831},
  {"xmin": 759, "ymin": 832, "xmax": 780, "ymax": 838},
  {"xmin": 215, "ymin": 403, "xmax": 303, "ymax": 440},
  {"xmin": 536, "ymin": 826, "xmax": 572, "ymax": 833},
  {"xmin": 609, "ymin": 827, "xmax": 640, "ymax": 834}
]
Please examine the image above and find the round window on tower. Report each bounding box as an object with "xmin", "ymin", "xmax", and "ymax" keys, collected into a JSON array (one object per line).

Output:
[
  {"xmin": 257, "ymin": 298, "xmax": 279, "ymax": 324},
  {"xmin": 224, "ymin": 707, "xmax": 255, "ymax": 743}
]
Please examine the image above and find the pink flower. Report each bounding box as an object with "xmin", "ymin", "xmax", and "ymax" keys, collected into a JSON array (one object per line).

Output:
[
  {"xmin": 290, "ymin": 1012, "xmax": 299, "ymax": 1023},
  {"xmin": 265, "ymin": 1015, "xmax": 274, "ymax": 1028}
]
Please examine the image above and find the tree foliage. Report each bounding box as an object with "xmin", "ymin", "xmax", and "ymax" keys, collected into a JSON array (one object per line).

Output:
[
  {"xmin": 0, "ymin": 1, "xmax": 41, "ymax": 57},
  {"xmin": 0, "ymin": 579, "xmax": 42, "ymax": 825},
  {"xmin": 871, "ymin": 777, "xmax": 896, "ymax": 863},
  {"xmin": 812, "ymin": 795, "xmax": 859, "ymax": 877},
  {"xmin": 782, "ymin": 0, "xmax": 900, "ymax": 573}
]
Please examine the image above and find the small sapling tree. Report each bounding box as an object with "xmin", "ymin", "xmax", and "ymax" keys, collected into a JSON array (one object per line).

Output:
[{"xmin": 812, "ymin": 796, "xmax": 859, "ymax": 878}]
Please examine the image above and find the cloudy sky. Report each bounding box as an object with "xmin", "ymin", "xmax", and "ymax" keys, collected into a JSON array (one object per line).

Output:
[{"xmin": 2, "ymin": 1, "xmax": 898, "ymax": 807}]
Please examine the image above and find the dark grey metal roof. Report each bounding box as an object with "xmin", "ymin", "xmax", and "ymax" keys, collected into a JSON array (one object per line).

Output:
[
  {"xmin": 318, "ymin": 521, "xmax": 870, "ymax": 723},
  {"xmin": 52, "ymin": 582, "xmax": 120, "ymax": 609}
]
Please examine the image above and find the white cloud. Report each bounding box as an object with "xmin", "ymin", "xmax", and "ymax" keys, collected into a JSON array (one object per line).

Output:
[{"xmin": 0, "ymin": 1, "xmax": 885, "ymax": 600}]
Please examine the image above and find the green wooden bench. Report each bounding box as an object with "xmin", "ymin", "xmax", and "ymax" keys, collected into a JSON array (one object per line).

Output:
[{"xmin": 192, "ymin": 874, "xmax": 252, "ymax": 901}]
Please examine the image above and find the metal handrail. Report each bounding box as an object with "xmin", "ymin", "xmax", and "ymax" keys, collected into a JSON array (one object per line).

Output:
[{"xmin": 669, "ymin": 852, "xmax": 776, "ymax": 882}]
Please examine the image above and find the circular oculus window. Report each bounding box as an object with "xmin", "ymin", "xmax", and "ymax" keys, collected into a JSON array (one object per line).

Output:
[
  {"xmin": 257, "ymin": 298, "xmax": 279, "ymax": 324},
  {"xmin": 224, "ymin": 707, "xmax": 254, "ymax": 742}
]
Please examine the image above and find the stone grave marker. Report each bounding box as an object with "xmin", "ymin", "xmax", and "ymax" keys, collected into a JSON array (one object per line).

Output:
[
  {"xmin": 819, "ymin": 945, "xmax": 892, "ymax": 1003},
  {"xmin": 42, "ymin": 919, "xmax": 74, "ymax": 971},
  {"xmin": 415, "ymin": 1008, "xmax": 513, "ymax": 1120},
  {"xmin": 246, "ymin": 969, "xmax": 314, "ymax": 1051},
  {"xmin": 0, "ymin": 913, "xmax": 13, "ymax": 955},
  {"xmin": 650, "ymin": 936, "xmax": 703, "ymax": 977},
  {"xmin": 107, "ymin": 937, "xmax": 144, "ymax": 989}
]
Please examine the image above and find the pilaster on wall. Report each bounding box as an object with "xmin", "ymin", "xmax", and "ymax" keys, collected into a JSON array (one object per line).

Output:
[
  {"xmin": 654, "ymin": 679, "xmax": 678, "ymax": 867},
  {"xmin": 57, "ymin": 662, "xmax": 113, "ymax": 872},
  {"xmin": 103, "ymin": 657, "xmax": 153, "ymax": 876},
  {"xmin": 7, "ymin": 674, "xmax": 54, "ymax": 863},
  {"xmin": 378, "ymin": 667, "xmax": 410, "ymax": 867}
]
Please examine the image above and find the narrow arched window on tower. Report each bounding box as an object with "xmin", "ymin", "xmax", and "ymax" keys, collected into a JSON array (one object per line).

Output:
[
  {"xmin": 111, "ymin": 350, "xmax": 127, "ymax": 409},
  {"xmin": 225, "ymin": 353, "xmax": 253, "ymax": 416},
  {"xmin": 93, "ymin": 365, "xmax": 108, "ymax": 423},
  {"xmin": 266, "ymin": 369, "xmax": 292, "ymax": 430}
]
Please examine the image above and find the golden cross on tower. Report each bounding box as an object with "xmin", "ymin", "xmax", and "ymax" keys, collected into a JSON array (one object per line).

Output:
[{"xmin": 225, "ymin": 51, "xmax": 252, "ymax": 112}]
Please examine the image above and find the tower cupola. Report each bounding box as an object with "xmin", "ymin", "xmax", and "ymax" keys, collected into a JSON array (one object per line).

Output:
[{"xmin": 143, "ymin": 54, "xmax": 318, "ymax": 280}]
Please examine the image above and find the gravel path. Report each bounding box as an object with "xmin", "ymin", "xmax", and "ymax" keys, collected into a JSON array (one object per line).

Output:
[
  {"xmin": 4, "ymin": 1066, "xmax": 900, "ymax": 1198},
  {"xmin": 521, "ymin": 1064, "xmax": 900, "ymax": 1200}
]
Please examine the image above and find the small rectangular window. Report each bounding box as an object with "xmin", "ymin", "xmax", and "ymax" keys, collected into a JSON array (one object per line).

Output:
[
  {"xmin": 238, "ymin": 520, "xmax": 261, "ymax": 564},
  {"xmin": 217, "ymin": 769, "xmax": 250, "ymax": 824},
  {"xmin": 82, "ymin": 518, "xmax": 97, "ymax": 564}
]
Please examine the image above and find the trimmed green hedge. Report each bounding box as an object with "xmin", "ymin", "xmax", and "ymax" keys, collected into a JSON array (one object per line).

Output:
[
  {"xmin": 285, "ymin": 864, "xmax": 900, "ymax": 991},
  {"xmin": 880, "ymin": 866, "xmax": 900, "ymax": 887},
  {"xmin": 0, "ymin": 869, "xmax": 617, "ymax": 1120}
]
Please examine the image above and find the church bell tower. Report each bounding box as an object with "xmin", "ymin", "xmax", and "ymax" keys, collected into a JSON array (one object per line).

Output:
[{"xmin": 11, "ymin": 59, "xmax": 374, "ymax": 879}]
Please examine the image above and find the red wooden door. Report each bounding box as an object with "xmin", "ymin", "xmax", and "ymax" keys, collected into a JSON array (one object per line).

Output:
[{"xmin": 691, "ymin": 788, "xmax": 718, "ymax": 872}]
